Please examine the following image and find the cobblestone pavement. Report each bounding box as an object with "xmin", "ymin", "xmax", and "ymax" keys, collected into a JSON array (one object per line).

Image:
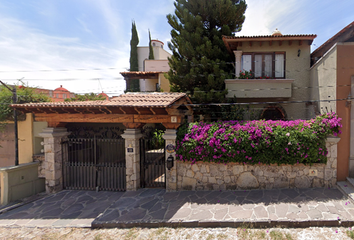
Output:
[
  {"xmin": 93, "ymin": 188, "xmax": 354, "ymax": 228},
  {"xmin": 1, "ymin": 226, "xmax": 354, "ymax": 240},
  {"xmin": 0, "ymin": 188, "xmax": 353, "ymax": 229},
  {"xmin": 0, "ymin": 190, "xmax": 124, "ymax": 227}
]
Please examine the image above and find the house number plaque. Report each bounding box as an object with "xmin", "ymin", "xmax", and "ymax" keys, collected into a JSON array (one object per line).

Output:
[
  {"xmin": 127, "ymin": 148, "xmax": 134, "ymax": 153},
  {"xmin": 166, "ymin": 144, "xmax": 175, "ymax": 153}
]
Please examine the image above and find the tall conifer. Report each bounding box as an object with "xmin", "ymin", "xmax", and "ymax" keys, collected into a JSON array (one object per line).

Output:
[
  {"xmin": 129, "ymin": 21, "xmax": 140, "ymax": 91},
  {"xmin": 166, "ymin": 0, "xmax": 246, "ymax": 107},
  {"xmin": 148, "ymin": 30, "xmax": 154, "ymax": 60}
]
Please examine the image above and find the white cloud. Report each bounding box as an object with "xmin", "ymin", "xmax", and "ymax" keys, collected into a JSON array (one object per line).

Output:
[{"xmin": 0, "ymin": 17, "xmax": 127, "ymax": 95}]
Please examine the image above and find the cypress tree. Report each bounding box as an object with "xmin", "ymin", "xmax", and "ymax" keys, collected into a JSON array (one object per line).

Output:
[
  {"xmin": 166, "ymin": 0, "xmax": 247, "ymax": 113},
  {"xmin": 129, "ymin": 21, "xmax": 140, "ymax": 91},
  {"xmin": 148, "ymin": 30, "xmax": 154, "ymax": 60}
]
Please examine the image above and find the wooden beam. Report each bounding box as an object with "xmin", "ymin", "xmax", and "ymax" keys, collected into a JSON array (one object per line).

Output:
[
  {"xmin": 269, "ymin": 41, "xmax": 272, "ymax": 46},
  {"xmin": 150, "ymin": 108, "xmax": 156, "ymax": 115},
  {"xmin": 279, "ymin": 41, "xmax": 282, "ymax": 46},
  {"xmin": 119, "ymin": 107, "xmax": 126, "ymax": 114},
  {"xmin": 61, "ymin": 107, "xmax": 71, "ymax": 114},
  {"xmin": 249, "ymin": 42, "xmax": 252, "ymax": 47},
  {"xmin": 289, "ymin": 40, "xmax": 292, "ymax": 46},
  {"xmin": 259, "ymin": 41, "xmax": 262, "ymax": 47},
  {"xmin": 134, "ymin": 115, "xmax": 182, "ymax": 123},
  {"xmin": 34, "ymin": 113, "xmax": 182, "ymax": 124},
  {"xmin": 98, "ymin": 107, "xmax": 107, "ymax": 114},
  {"xmin": 299, "ymin": 40, "xmax": 303, "ymax": 46},
  {"xmin": 134, "ymin": 107, "xmax": 141, "ymax": 115},
  {"xmin": 35, "ymin": 113, "xmax": 134, "ymax": 123},
  {"xmin": 86, "ymin": 108, "xmax": 95, "ymax": 114},
  {"xmin": 105, "ymin": 107, "xmax": 112, "ymax": 114}
]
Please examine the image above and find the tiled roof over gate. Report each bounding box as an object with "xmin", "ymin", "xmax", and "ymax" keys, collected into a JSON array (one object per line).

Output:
[{"xmin": 11, "ymin": 92, "xmax": 191, "ymax": 109}]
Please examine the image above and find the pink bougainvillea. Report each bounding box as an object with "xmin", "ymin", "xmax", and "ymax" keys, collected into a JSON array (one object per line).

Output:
[{"xmin": 176, "ymin": 113, "xmax": 342, "ymax": 165}]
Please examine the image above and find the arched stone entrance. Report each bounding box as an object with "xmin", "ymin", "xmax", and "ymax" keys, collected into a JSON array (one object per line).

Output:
[{"xmin": 260, "ymin": 104, "xmax": 287, "ymax": 120}]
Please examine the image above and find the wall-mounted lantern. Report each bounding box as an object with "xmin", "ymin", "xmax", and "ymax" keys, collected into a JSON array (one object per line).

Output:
[{"xmin": 167, "ymin": 155, "xmax": 174, "ymax": 170}]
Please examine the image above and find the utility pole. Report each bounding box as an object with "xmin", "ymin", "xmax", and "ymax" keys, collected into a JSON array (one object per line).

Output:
[{"xmin": 0, "ymin": 80, "xmax": 19, "ymax": 166}]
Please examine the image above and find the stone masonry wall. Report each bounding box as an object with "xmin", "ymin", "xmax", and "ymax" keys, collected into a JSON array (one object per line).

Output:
[
  {"xmin": 33, "ymin": 154, "xmax": 45, "ymax": 178},
  {"xmin": 173, "ymin": 138, "xmax": 339, "ymax": 191}
]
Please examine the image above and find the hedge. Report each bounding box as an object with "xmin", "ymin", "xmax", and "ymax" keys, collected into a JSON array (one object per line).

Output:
[{"xmin": 176, "ymin": 113, "xmax": 342, "ymax": 165}]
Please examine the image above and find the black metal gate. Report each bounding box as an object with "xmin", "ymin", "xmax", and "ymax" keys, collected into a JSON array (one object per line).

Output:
[
  {"xmin": 140, "ymin": 138, "xmax": 166, "ymax": 188},
  {"xmin": 62, "ymin": 138, "xmax": 126, "ymax": 191}
]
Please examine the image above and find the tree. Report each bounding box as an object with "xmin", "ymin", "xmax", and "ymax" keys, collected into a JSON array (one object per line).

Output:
[
  {"xmin": 148, "ymin": 30, "xmax": 154, "ymax": 60},
  {"xmin": 64, "ymin": 93, "xmax": 106, "ymax": 102},
  {"xmin": 0, "ymin": 84, "xmax": 51, "ymax": 128},
  {"xmin": 129, "ymin": 21, "xmax": 140, "ymax": 92},
  {"xmin": 166, "ymin": 0, "xmax": 247, "ymax": 107}
]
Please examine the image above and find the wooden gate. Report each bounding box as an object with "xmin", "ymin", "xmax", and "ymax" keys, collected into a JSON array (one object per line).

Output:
[
  {"xmin": 62, "ymin": 138, "xmax": 126, "ymax": 191},
  {"xmin": 140, "ymin": 138, "xmax": 166, "ymax": 188}
]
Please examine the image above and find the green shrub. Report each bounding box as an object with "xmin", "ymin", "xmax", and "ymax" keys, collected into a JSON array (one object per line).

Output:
[{"xmin": 176, "ymin": 113, "xmax": 341, "ymax": 165}]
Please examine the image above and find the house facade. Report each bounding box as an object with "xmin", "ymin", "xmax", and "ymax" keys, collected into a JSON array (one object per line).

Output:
[
  {"xmin": 122, "ymin": 40, "xmax": 172, "ymax": 92},
  {"xmin": 223, "ymin": 30, "xmax": 316, "ymax": 120},
  {"xmin": 310, "ymin": 21, "xmax": 354, "ymax": 181}
]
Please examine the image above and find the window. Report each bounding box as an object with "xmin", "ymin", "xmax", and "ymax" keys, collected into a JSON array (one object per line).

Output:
[
  {"xmin": 241, "ymin": 52, "xmax": 285, "ymax": 78},
  {"xmin": 49, "ymin": 91, "xmax": 53, "ymax": 97},
  {"xmin": 63, "ymin": 94, "xmax": 67, "ymax": 99}
]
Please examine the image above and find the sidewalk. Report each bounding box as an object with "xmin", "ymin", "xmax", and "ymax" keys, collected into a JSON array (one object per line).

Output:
[
  {"xmin": 93, "ymin": 188, "xmax": 354, "ymax": 228},
  {"xmin": 0, "ymin": 188, "xmax": 353, "ymax": 228}
]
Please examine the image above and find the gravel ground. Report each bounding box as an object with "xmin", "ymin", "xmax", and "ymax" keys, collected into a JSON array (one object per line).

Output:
[{"xmin": 0, "ymin": 227, "xmax": 354, "ymax": 240}]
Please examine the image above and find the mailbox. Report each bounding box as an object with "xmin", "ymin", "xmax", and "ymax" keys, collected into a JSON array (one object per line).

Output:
[{"xmin": 167, "ymin": 155, "xmax": 174, "ymax": 170}]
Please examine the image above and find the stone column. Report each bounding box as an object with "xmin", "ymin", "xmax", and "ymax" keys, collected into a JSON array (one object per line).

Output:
[
  {"xmin": 38, "ymin": 127, "xmax": 70, "ymax": 193},
  {"xmin": 325, "ymin": 136, "xmax": 340, "ymax": 187},
  {"xmin": 121, "ymin": 129, "xmax": 142, "ymax": 191},
  {"xmin": 163, "ymin": 129, "xmax": 177, "ymax": 192},
  {"xmin": 234, "ymin": 50, "xmax": 243, "ymax": 78}
]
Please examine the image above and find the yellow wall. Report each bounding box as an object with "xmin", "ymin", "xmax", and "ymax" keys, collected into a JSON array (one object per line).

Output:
[
  {"xmin": 159, "ymin": 73, "xmax": 170, "ymax": 92},
  {"xmin": 17, "ymin": 113, "xmax": 48, "ymax": 164},
  {"xmin": 236, "ymin": 40, "xmax": 312, "ymax": 119},
  {"xmin": 18, "ymin": 113, "xmax": 34, "ymax": 164}
]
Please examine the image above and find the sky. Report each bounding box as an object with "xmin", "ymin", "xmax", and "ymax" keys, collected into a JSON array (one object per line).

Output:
[{"xmin": 0, "ymin": 0, "xmax": 353, "ymax": 96}]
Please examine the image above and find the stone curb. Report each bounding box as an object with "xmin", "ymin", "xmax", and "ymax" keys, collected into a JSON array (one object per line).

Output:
[{"xmin": 91, "ymin": 220, "xmax": 354, "ymax": 229}]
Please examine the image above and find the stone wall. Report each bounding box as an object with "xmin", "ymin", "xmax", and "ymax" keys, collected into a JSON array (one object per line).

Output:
[
  {"xmin": 33, "ymin": 154, "xmax": 45, "ymax": 178},
  {"xmin": 172, "ymin": 137, "xmax": 339, "ymax": 191}
]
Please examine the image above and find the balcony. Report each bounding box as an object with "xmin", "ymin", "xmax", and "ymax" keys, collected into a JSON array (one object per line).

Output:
[{"xmin": 225, "ymin": 79, "xmax": 294, "ymax": 98}]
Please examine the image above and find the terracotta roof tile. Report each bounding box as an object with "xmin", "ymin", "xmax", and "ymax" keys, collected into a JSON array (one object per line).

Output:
[
  {"xmin": 11, "ymin": 92, "xmax": 190, "ymax": 109},
  {"xmin": 223, "ymin": 34, "xmax": 317, "ymax": 40}
]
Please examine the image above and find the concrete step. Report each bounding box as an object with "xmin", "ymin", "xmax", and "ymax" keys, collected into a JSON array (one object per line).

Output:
[
  {"xmin": 346, "ymin": 177, "xmax": 354, "ymax": 188},
  {"xmin": 337, "ymin": 181, "xmax": 354, "ymax": 203}
]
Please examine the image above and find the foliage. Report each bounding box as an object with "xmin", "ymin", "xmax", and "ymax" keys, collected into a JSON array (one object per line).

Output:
[
  {"xmin": 152, "ymin": 129, "xmax": 164, "ymax": 149},
  {"xmin": 0, "ymin": 84, "xmax": 51, "ymax": 124},
  {"xmin": 148, "ymin": 30, "xmax": 154, "ymax": 60},
  {"xmin": 176, "ymin": 113, "xmax": 342, "ymax": 165},
  {"xmin": 166, "ymin": 0, "xmax": 247, "ymax": 106},
  {"xmin": 238, "ymin": 70, "xmax": 254, "ymax": 79},
  {"xmin": 129, "ymin": 21, "xmax": 140, "ymax": 92},
  {"xmin": 64, "ymin": 93, "xmax": 106, "ymax": 102}
]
